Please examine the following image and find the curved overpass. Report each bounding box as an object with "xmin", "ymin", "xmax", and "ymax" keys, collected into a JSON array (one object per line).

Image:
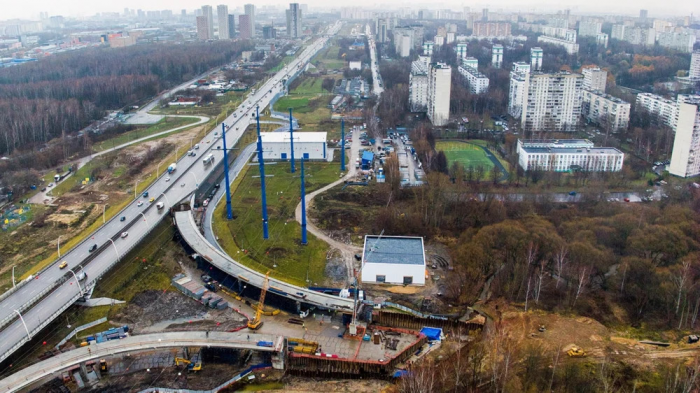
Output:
[
  {"xmin": 0, "ymin": 331, "xmax": 283, "ymax": 393},
  {"xmin": 175, "ymin": 209, "xmax": 355, "ymax": 311}
]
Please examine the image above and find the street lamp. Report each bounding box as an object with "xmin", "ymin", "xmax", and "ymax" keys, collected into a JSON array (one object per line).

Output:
[
  {"xmin": 11, "ymin": 265, "xmax": 16, "ymax": 288},
  {"xmin": 57, "ymin": 236, "xmax": 62, "ymax": 258},
  {"xmin": 160, "ymin": 193, "xmax": 170, "ymax": 207},
  {"xmin": 14, "ymin": 310, "xmax": 30, "ymax": 340},
  {"xmin": 102, "ymin": 204, "xmax": 108, "ymax": 224},
  {"xmin": 139, "ymin": 212, "xmax": 147, "ymax": 224},
  {"xmin": 69, "ymin": 269, "xmax": 84, "ymax": 296},
  {"xmin": 107, "ymin": 239, "xmax": 120, "ymax": 262}
]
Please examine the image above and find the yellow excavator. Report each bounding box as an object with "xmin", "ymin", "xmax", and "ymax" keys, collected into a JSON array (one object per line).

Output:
[
  {"xmin": 567, "ymin": 346, "xmax": 586, "ymax": 358},
  {"xmin": 247, "ymin": 271, "xmax": 271, "ymax": 330},
  {"xmin": 175, "ymin": 349, "xmax": 202, "ymax": 371}
]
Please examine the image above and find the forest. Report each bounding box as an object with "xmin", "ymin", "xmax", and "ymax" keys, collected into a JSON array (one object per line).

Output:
[{"xmin": 0, "ymin": 40, "xmax": 253, "ymax": 155}]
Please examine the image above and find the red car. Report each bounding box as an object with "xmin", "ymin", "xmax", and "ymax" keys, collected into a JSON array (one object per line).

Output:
[{"xmin": 624, "ymin": 198, "xmax": 630, "ymax": 202}]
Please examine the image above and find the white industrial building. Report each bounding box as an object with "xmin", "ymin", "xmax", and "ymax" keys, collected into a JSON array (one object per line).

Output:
[
  {"xmin": 260, "ymin": 132, "xmax": 328, "ymax": 161},
  {"xmin": 582, "ymin": 67, "xmax": 607, "ymax": 92},
  {"xmin": 348, "ymin": 61, "xmax": 361, "ymax": 70},
  {"xmin": 537, "ymin": 35, "xmax": 579, "ymax": 54},
  {"xmin": 458, "ymin": 65, "xmax": 489, "ymax": 94},
  {"xmin": 669, "ymin": 95, "xmax": 700, "ymax": 178},
  {"xmin": 360, "ymin": 235, "xmax": 426, "ymax": 286},
  {"xmin": 581, "ymin": 89, "xmax": 631, "ymax": 131},
  {"xmin": 517, "ymin": 139, "xmax": 624, "ymax": 172},
  {"xmin": 427, "ymin": 62, "xmax": 452, "ymax": 126}
]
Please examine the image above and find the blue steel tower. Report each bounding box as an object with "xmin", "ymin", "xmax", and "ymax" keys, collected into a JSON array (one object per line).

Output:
[
  {"xmin": 300, "ymin": 157, "xmax": 307, "ymax": 245},
  {"xmin": 255, "ymin": 106, "xmax": 269, "ymax": 239},
  {"xmin": 221, "ymin": 123, "xmax": 233, "ymax": 219}
]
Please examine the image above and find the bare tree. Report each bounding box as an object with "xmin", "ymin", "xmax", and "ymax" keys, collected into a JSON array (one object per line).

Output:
[
  {"xmin": 554, "ymin": 245, "xmax": 568, "ymax": 289},
  {"xmin": 534, "ymin": 259, "xmax": 547, "ymax": 304},
  {"xmin": 673, "ymin": 261, "xmax": 692, "ymax": 315},
  {"xmin": 573, "ymin": 266, "xmax": 589, "ymax": 307}
]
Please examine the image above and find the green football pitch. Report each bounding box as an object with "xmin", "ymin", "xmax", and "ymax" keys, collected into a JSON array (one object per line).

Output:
[{"xmin": 436, "ymin": 141, "xmax": 495, "ymax": 170}]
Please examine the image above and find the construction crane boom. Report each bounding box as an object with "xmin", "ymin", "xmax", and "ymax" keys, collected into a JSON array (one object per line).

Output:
[{"xmin": 247, "ymin": 271, "xmax": 271, "ymax": 330}]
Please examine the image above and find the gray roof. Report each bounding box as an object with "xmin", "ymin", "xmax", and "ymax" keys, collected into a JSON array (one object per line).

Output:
[{"xmin": 363, "ymin": 236, "xmax": 425, "ymax": 265}]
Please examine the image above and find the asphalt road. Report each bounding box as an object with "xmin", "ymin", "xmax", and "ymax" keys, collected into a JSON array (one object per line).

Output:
[
  {"xmin": 366, "ymin": 24, "xmax": 384, "ymax": 96},
  {"xmin": 0, "ymin": 21, "xmax": 342, "ymax": 365}
]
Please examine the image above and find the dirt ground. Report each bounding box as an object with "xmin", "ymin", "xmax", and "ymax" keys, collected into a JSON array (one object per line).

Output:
[
  {"xmin": 278, "ymin": 377, "xmax": 393, "ymax": 392},
  {"xmin": 111, "ymin": 290, "xmax": 246, "ymax": 333}
]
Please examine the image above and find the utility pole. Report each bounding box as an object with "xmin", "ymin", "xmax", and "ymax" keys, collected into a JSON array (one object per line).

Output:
[
  {"xmin": 222, "ymin": 122, "xmax": 233, "ymax": 219},
  {"xmin": 301, "ymin": 157, "xmax": 307, "ymax": 245},
  {"xmin": 256, "ymin": 107, "xmax": 269, "ymax": 239},
  {"xmin": 340, "ymin": 118, "xmax": 345, "ymax": 172},
  {"xmin": 289, "ymin": 108, "xmax": 295, "ymax": 173}
]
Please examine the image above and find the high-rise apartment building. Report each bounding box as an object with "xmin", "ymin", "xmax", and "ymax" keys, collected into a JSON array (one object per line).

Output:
[
  {"xmin": 482, "ymin": 8, "xmax": 489, "ymax": 22},
  {"xmin": 581, "ymin": 90, "xmax": 631, "ymax": 131},
  {"xmin": 263, "ymin": 25, "xmax": 276, "ymax": 39},
  {"xmin": 228, "ymin": 14, "xmax": 236, "ymax": 38},
  {"xmin": 690, "ymin": 51, "xmax": 700, "ymax": 81},
  {"xmin": 657, "ymin": 31, "xmax": 695, "ymax": 53},
  {"xmin": 196, "ymin": 16, "xmax": 210, "ymax": 40},
  {"xmin": 519, "ymin": 72, "xmax": 584, "ymax": 132},
  {"xmin": 239, "ymin": 15, "xmax": 252, "ymax": 39},
  {"xmin": 376, "ymin": 18, "xmax": 388, "ymax": 43},
  {"xmin": 623, "ymin": 27, "xmax": 656, "ymax": 46},
  {"xmin": 217, "ymin": 5, "xmax": 229, "ymax": 39},
  {"xmin": 422, "ymin": 41, "xmax": 434, "ymax": 56},
  {"xmin": 244, "ymin": 4, "xmax": 255, "ymax": 38},
  {"xmin": 202, "ymin": 5, "xmax": 214, "ymax": 40},
  {"xmin": 582, "ymin": 67, "xmax": 607, "ymax": 92},
  {"xmin": 508, "ymin": 62, "xmax": 531, "ymax": 118},
  {"xmin": 611, "ymin": 24, "xmax": 626, "ymax": 40},
  {"xmin": 596, "ymin": 33, "xmax": 609, "ymax": 48},
  {"xmin": 286, "ymin": 3, "xmax": 303, "ymax": 38},
  {"xmin": 537, "ymin": 35, "xmax": 579, "ymax": 54},
  {"xmin": 530, "ymin": 47, "xmax": 543, "ymax": 71},
  {"xmin": 636, "ymin": 93, "xmax": 679, "ymax": 128},
  {"xmin": 434, "ymin": 35, "xmax": 445, "ymax": 47},
  {"xmin": 463, "ymin": 57, "xmax": 479, "ymax": 69},
  {"xmin": 669, "ymin": 95, "xmax": 700, "ymax": 177},
  {"xmin": 409, "ymin": 59, "xmax": 429, "ymax": 112},
  {"xmin": 640, "ymin": 9, "xmax": 648, "ymax": 20},
  {"xmin": 578, "ymin": 20, "xmax": 602, "ymax": 37},
  {"xmin": 427, "ymin": 63, "xmax": 452, "ymax": 126},
  {"xmin": 492, "ymin": 44, "xmax": 503, "ymax": 69},
  {"xmin": 455, "ymin": 43, "xmax": 467, "ymax": 60}
]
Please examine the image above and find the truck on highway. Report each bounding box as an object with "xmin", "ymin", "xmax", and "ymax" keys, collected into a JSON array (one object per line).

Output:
[
  {"xmin": 203, "ymin": 154, "xmax": 214, "ymax": 166},
  {"xmin": 167, "ymin": 163, "xmax": 177, "ymax": 174},
  {"xmin": 53, "ymin": 167, "xmax": 73, "ymax": 182}
]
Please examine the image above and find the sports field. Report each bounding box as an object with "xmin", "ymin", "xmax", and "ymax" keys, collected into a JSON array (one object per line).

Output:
[{"xmin": 436, "ymin": 141, "xmax": 495, "ymax": 170}]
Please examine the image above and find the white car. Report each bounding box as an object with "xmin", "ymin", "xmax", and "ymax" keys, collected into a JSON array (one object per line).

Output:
[
  {"xmin": 137, "ymin": 201, "xmax": 143, "ymax": 207},
  {"xmin": 121, "ymin": 232, "xmax": 129, "ymax": 238},
  {"xmin": 165, "ymin": 177, "xmax": 170, "ymax": 182}
]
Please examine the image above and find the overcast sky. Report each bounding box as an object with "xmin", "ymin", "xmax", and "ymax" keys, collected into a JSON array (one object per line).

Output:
[{"xmin": 4, "ymin": 1, "xmax": 699, "ymax": 20}]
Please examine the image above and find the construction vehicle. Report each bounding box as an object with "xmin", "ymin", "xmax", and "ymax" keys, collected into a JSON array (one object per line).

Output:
[
  {"xmin": 247, "ymin": 271, "xmax": 270, "ymax": 330},
  {"xmin": 567, "ymin": 346, "xmax": 586, "ymax": 358},
  {"xmin": 99, "ymin": 359, "xmax": 108, "ymax": 372},
  {"xmin": 175, "ymin": 350, "xmax": 202, "ymax": 371}
]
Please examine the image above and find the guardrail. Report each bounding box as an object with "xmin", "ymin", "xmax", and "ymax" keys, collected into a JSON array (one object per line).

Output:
[{"xmin": 55, "ymin": 317, "xmax": 107, "ymax": 350}]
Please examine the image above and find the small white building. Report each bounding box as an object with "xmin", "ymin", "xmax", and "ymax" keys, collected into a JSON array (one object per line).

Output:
[
  {"xmin": 260, "ymin": 132, "xmax": 328, "ymax": 161},
  {"xmin": 348, "ymin": 61, "xmax": 361, "ymax": 70},
  {"xmin": 361, "ymin": 235, "xmax": 426, "ymax": 286}
]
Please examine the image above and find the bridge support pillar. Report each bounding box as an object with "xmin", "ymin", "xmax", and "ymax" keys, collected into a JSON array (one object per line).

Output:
[
  {"xmin": 183, "ymin": 347, "xmax": 190, "ymax": 359},
  {"xmin": 79, "ymin": 362, "xmax": 89, "ymax": 380},
  {"xmin": 295, "ymin": 301, "xmax": 301, "ymax": 314},
  {"xmin": 271, "ymin": 343, "xmax": 286, "ymax": 370},
  {"xmin": 93, "ymin": 363, "xmax": 101, "ymax": 379}
]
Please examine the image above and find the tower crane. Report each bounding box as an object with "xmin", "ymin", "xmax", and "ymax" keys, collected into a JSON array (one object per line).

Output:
[{"xmin": 247, "ymin": 271, "xmax": 271, "ymax": 330}]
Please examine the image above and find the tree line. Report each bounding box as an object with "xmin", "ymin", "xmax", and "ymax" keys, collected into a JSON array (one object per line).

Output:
[{"xmin": 0, "ymin": 40, "xmax": 253, "ymax": 155}]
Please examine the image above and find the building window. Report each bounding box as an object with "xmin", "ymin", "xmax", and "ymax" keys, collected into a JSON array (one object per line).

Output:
[
  {"xmin": 403, "ymin": 276, "xmax": 413, "ymax": 285},
  {"xmin": 376, "ymin": 275, "xmax": 386, "ymax": 283}
]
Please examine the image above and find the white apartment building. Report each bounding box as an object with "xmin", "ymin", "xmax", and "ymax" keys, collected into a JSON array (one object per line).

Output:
[
  {"xmin": 657, "ymin": 31, "xmax": 695, "ymax": 53},
  {"xmin": 492, "ymin": 44, "xmax": 503, "ymax": 68},
  {"xmin": 434, "ymin": 35, "xmax": 445, "ymax": 47},
  {"xmin": 446, "ymin": 32, "xmax": 455, "ymax": 44},
  {"xmin": 596, "ymin": 33, "xmax": 609, "ymax": 48},
  {"xmin": 408, "ymin": 60, "xmax": 429, "ymax": 112},
  {"xmin": 455, "ymin": 43, "xmax": 467, "ymax": 60},
  {"xmin": 636, "ymin": 93, "xmax": 678, "ymax": 128},
  {"xmin": 669, "ymin": 95, "xmax": 700, "ymax": 178},
  {"xmin": 422, "ymin": 41, "xmax": 434, "ymax": 56},
  {"xmin": 581, "ymin": 89, "xmax": 631, "ymax": 131},
  {"xmin": 530, "ymin": 47, "xmax": 543, "ymax": 71},
  {"xmin": 691, "ymin": 51, "xmax": 700, "ymax": 81},
  {"xmin": 508, "ymin": 62, "xmax": 531, "ymax": 118},
  {"xmin": 458, "ymin": 65, "xmax": 489, "ymax": 94},
  {"xmin": 578, "ymin": 21, "xmax": 602, "ymax": 37},
  {"xmin": 623, "ymin": 27, "xmax": 656, "ymax": 46},
  {"xmin": 217, "ymin": 5, "xmax": 230, "ymax": 39},
  {"xmin": 521, "ymin": 72, "xmax": 583, "ymax": 132},
  {"xmin": 462, "ymin": 57, "xmax": 478, "ymax": 69},
  {"xmin": 517, "ymin": 139, "xmax": 624, "ymax": 172},
  {"xmin": 582, "ymin": 67, "xmax": 607, "ymax": 92},
  {"xmin": 611, "ymin": 24, "xmax": 626, "ymax": 40},
  {"xmin": 537, "ymin": 35, "xmax": 579, "ymax": 54},
  {"xmin": 396, "ymin": 34, "xmax": 412, "ymax": 57},
  {"xmin": 427, "ymin": 63, "xmax": 452, "ymax": 126},
  {"xmin": 202, "ymin": 5, "xmax": 215, "ymax": 40}
]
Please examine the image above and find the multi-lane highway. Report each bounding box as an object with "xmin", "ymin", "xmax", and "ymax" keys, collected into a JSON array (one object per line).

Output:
[{"xmin": 0, "ymin": 21, "xmax": 342, "ymax": 364}]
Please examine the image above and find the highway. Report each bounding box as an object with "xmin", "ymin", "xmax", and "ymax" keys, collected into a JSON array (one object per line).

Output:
[
  {"xmin": 366, "ymin": 24, "xmax": 384, "ymax": 96},
  {"xmin": 0, "ymin": 331, "xmax": 283, "ymax": 392},
  {"xmin": 0, "ymin": 21, "xmax": 343, "ymax": 365}
]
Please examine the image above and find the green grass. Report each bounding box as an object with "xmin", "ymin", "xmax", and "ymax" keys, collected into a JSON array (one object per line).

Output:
[
  {"xmin": 292, "ymin": 78, "xmax": 325, "ymax": 95},
  {"xmin": 93, "ymin": 117, "xmax": 200, "ymax": 152},
  {"xmin": 436, "ymin": 140, "xmax": 495, "ymax": 170},
  {"xmin": 212, "ymin": 153, "xmax": 342, "ymax": 287}
]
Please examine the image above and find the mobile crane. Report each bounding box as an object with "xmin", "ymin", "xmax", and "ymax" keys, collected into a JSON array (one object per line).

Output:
[{"xmin": 247, "ymin": 271, "xmax": 271, "ymax": 330}]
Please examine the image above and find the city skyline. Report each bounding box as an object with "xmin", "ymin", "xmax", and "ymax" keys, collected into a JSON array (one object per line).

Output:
[{"xmin": 2, "ymin": 1, "xmax": 699, "ymax": 20}]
